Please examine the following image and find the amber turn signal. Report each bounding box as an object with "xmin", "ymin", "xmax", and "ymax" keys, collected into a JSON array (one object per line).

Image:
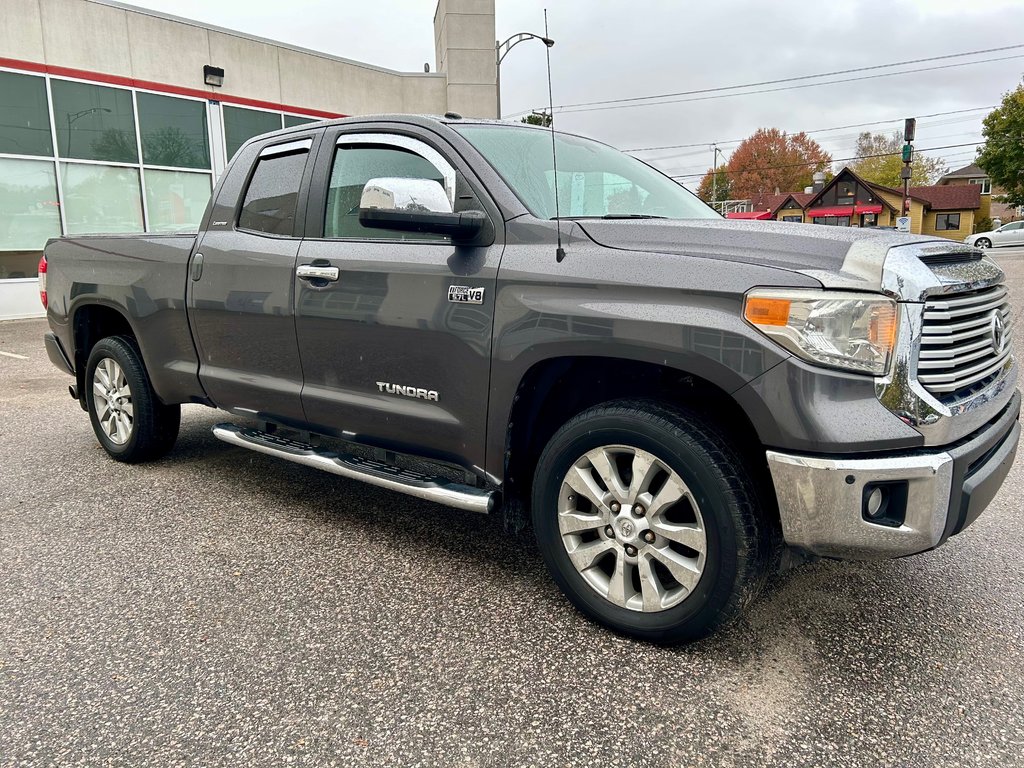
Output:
[{"xmin": 744, "ymin": 296, "xmax": 791, "ymax": 327}]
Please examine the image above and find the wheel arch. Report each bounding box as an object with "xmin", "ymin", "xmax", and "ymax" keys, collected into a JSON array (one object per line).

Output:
[
  {"xmin": 71, "ymin": 302, "xmax": 139, "ymax": 408},
  {"xmin": 497, "ymin": 354, "xmax": 778, "ymax": 527}
]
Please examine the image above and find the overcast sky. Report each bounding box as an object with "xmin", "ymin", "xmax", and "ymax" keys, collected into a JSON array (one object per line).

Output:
[{"xmin": 124, "ymin": 0, "xmax": 1024, "ymax": 189}]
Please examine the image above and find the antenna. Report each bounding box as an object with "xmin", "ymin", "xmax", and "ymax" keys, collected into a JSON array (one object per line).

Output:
[{"xmin": 543, "ymin": 9, "xmax": 565, "ymax": 263}]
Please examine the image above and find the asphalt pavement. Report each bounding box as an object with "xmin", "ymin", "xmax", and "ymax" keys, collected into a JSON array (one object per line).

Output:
[{"xmin": 1, "ymin": 247, "xmax": 1023, "ymax": 767}]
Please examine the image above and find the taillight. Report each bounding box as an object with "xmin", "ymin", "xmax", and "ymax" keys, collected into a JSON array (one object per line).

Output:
[{"xmin": 38, "ymin": 254, "xmax": 47, "ymax": 309}]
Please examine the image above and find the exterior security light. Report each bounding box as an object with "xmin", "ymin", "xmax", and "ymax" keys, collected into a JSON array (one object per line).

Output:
[{"xmin": 204, "ymin": 65, "xmax": 224, "ymax": 87}]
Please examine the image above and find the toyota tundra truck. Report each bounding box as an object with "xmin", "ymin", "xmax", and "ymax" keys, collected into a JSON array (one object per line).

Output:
[{"xmin": 40, "ymin": 115, "xmax": 1020, "ymax": 643}]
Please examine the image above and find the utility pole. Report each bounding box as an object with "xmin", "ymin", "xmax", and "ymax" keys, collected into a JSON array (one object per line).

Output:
[
  {"xmin": 712, "ymin": 143, "xmax": 718, "ymax": 203},
  {"xmin": 901, "ymin": 117, "xmax": 916, "ymax": 219}
]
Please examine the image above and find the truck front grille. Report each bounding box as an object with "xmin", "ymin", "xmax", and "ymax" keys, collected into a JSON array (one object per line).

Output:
[{"xmin": 918, "ymin": 284, "xmax": 1013, "ymax": 400}]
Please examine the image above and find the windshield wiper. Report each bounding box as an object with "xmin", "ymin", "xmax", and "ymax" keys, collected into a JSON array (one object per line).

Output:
[{"xmin": 553, "ymin": 214, "xmax": 668, "ymax": 220}]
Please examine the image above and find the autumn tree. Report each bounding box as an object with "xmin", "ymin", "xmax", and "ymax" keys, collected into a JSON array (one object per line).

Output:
[
  {"xmin": 849, "ymin": 131, "xmax": 946, "ymax": 187},
  {"xmin": 976, "ymin": 82, "xmax": 1024, "ymax": 207},
  {"xmin": 697, "ymin": 128, "xmax": 831, "ymax": 201},
  {"xmin": 521, "ymin": 112, "xmax": 552, "ymax": 127}
]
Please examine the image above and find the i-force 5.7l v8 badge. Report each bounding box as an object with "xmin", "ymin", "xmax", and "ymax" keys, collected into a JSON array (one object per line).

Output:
[{"xmin": 448, "ymin": 285, "xmax": 485, "ymax": 304}]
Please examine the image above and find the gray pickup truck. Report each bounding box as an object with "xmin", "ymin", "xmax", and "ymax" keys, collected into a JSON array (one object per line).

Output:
[{"xmin": 41, "ymin": 115, "xmax": 1020, "ymax": 642}]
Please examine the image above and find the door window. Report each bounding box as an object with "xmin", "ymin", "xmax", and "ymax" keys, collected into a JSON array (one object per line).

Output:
[
  {"xmin": 324, "ymin": 142, "xmax": 451, "ymax": 241},
  {"xmin": 237, "ymin": 146, "xmax": 309, "ymax": 236}
]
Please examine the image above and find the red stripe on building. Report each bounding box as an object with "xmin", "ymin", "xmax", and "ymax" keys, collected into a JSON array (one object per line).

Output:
[{"xmin": 0, "ymin": 56, "xmax": 346, "ymax": 119}]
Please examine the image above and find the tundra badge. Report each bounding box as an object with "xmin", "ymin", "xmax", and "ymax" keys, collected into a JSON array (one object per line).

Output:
[
  {"xmin": 376, "ymin": 382, "xmax": 440, "ymax": 402},
  {"xmin": 448, "ymin": 285, "xmax": 485, "ymax": 304}
]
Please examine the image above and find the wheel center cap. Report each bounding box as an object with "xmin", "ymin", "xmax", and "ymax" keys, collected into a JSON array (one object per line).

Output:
[{"xmin": 617, "ymin": 518, "xmax": 637, "ymax": 540}]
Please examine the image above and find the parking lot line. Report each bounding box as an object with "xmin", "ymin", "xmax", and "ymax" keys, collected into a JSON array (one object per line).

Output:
[{"xmin": 0, "ymin": 350, "xmax": 29, "ymax": 359}]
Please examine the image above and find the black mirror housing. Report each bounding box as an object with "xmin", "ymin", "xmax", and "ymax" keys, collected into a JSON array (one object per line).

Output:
[{"xmin": 358, "ymin": 208, "xmax": 486, "ymax": 241}]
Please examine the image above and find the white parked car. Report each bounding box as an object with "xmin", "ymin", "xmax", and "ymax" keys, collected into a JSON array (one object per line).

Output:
[{"xmin": 965, "ymin": 221, "xmax": 1024, "ymax": 248}]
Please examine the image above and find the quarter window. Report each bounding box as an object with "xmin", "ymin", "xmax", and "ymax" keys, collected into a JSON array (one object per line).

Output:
[
  {"xmin": 324, "ymin": 143, "xmax": 449, "ymax": 240},
  {"xmin": 238, "ymin": 148, "xmax": 309, "ymax": 235},
  {"xmin": 935, "ymin": 213, "xmax": 961, "ymax": 231}
]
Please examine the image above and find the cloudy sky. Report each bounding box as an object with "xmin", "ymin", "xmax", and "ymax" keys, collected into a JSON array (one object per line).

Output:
[{"xmin": 125, "ymin": 0, "xmax": 1024, "ymax": 189}]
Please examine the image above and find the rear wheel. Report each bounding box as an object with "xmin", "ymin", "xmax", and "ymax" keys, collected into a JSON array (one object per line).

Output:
[
  {"xmin": 85, "ymin": 336, "xmax": 180, "ymax": 463},
  {"xmin": 976, "ymin": 237, "xmax": 992, "ymax": 249},
  {"xmin": 532, "ymin": 399, "xmax": 773, "ymax": 643}
]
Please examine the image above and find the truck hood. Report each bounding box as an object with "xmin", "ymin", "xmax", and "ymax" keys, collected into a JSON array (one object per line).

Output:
[{"xmin": 574, "ymin": 218, "xmax": 972, "ymax": 291}]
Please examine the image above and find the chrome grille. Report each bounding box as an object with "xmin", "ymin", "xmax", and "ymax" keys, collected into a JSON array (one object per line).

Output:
[{"xmin": 918, "ymin": 284, "xmax": 1013, "ymax": 398}]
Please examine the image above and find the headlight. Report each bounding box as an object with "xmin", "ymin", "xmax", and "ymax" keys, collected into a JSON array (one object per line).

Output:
[{"xmin": 743, "ymin": 289, "xmax": 897, "ymax": 375}]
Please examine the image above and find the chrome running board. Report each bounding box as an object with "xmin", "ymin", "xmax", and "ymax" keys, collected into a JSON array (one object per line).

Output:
[{"xmin": 212, "ymin": 423, "xmax": 495, "ymax": 514}]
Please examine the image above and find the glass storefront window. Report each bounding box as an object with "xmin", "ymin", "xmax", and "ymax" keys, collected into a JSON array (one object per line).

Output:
[
  {"xmin": 51, "ymin": 79, "xmax": 138, "ymax": 163},
  {"xmin": 0, "ymin": 157, "xmax": 61, "ymax": 250},
  {"xmin": 284, "ymin": 114, "xmax": 317, "ymax": 129},
  {"xmin": 137, "ymin": 92, "xmax": 211, "ymax": 170},
  {"xmin": 224, "ymin": 106, "xmax": 282, "ymax": 161},
  {"xmin": 144, "ymin": 170, "xmax": 211, "ymax": 232},
  {"xmin": 0, "ymin": 71, "xmax": 53, "ymax": 157},
  {"xmin": 61, "ymin": 163, "xmax": 143, "ymax": 234}
]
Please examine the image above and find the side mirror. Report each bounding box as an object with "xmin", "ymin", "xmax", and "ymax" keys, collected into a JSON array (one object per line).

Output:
[{"xmin": 358, "ymin": 177, "xmax": 485, "ymax": 241}]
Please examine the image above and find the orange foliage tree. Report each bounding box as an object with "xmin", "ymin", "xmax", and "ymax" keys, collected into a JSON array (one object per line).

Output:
[{"xmin": 697, "ymin": 128, "xmax": 832, "ymax": 201}]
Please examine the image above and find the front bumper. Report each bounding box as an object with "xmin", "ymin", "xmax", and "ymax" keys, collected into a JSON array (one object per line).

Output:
[{"xmin": 766, "ymin": 390, "xmax": 1020, "ymax": 559}]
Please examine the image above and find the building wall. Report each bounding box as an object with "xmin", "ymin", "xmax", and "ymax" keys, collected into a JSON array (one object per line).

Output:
[
  {"xmin": 0, "ymin": 0, "xmax": 497, "ymax": 319},
  {"xmin": 873, "ymin": 189, "xmax": 928, "ymax": 233},
  {"xmin": 775, "ymin": 207, "xmax": 804, "ymax": 222}
]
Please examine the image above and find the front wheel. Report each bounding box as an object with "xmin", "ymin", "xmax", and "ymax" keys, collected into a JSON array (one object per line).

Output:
[
  {"xmin": 975, "ymin": 237, "xmax": 992, "ymax": 249},
  {"xmin": 85, "ymin": 336, "xmax": 180, "ymax": 463},
  {"xmin": 531, "ymin": 399, "xmax": 774, "ymax": 643}
]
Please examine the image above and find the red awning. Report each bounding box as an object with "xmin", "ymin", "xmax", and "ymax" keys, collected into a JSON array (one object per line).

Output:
[
  {"xmin": 855, "ymin": 204, "xmax": 883, "ymax": 214},
  {"xmin": 806, "ymin": 206, "xmax": 856, "ymax": 218},
  {"xmin": 726, "ymin": 211, "xmax": 772, "ymax": 220}
]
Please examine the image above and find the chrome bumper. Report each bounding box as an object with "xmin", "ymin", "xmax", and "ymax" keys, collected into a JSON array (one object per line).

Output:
[{"xmin": 766, "ymin": 392, "xmax": 1020, "ymax": 560}]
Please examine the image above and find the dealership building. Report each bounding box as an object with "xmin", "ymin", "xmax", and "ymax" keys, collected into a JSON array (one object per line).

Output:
[{"xmin": 0, "ymin": 0, "xmax": 497, "ymax": 318}]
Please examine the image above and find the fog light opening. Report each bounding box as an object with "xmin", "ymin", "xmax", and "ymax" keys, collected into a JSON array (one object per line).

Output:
[{"xmin": 861, "ymin": 481, "xmax": 909, "ymax": 528}]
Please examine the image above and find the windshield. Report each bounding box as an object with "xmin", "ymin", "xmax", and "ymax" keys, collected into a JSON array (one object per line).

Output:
[{"xmin": 455, "ymin": 124, "xmax": 719, "ymax": 221}]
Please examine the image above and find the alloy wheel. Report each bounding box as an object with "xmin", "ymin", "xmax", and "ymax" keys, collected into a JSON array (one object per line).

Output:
[
  {"xmin": 557, "ymin": 445, "xmax": 707, "ymax": 612},
  {"xmin": 92, "ymin": 357, "xmax": 134, "ymax": 445}
]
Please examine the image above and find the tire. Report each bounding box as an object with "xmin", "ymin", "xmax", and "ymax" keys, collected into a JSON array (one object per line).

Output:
[
  {"xmin": 531, "ymin": 399, "xmax": 774, "ymax": 643},
  {"xmin": 85, "ymin": 335, "xmax": 180, "ymax": 463},
  {"xmin": 976, "ymin": 238, "xmax": 992, "ymax": 249}
]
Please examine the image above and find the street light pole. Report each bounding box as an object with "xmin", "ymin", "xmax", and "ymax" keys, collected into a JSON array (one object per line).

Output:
[
  {"xmin": 496, "ymin": 32, "xmax": 554, "ymax": 118},
  {"xmin": 65, "ymin": 107, "xmax": 111, "ymax": 157},
  {"xmin": 711, "ymin": 145, "xmax": 724, "ymax": 209}
]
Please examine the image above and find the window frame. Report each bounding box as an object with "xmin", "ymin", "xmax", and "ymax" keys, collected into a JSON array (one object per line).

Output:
[
  {"xmin": 969, "ymin": 178, "xmax": 992, "ymax": 195},
  {"xmin": 318, "ymin": 132, "xmax": 458, "ymax": 242},
  {"xmin": 934, "ymin": 212, "xmax": 961, "ymax": 231},
  {"xmin": 235, "ymin": 136, "xmax": 316, "ymax": 239}
]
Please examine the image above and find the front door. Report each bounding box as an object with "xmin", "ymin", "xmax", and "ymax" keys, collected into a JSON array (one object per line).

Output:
[
  {"xmin": 189, "ymin": 134, "xmax": 318, "ymax": 425},
  {"xmin": 294, "ymin": 129, "xmax": 502, "ymax": 469}
]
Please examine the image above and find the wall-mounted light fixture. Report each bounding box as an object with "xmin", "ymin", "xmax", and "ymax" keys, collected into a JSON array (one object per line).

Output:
[{"xmin": 204, "ymin": 65, "xmax": 224, "ymax": 87}]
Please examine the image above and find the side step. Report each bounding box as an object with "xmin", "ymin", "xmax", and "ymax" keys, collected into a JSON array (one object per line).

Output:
[{"xmin": 212, "ymin": 423, "xmax": 496, "ymax": 514}]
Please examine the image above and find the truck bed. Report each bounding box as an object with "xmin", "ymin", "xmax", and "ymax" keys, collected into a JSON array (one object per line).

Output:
[{"xmin": 43, "ymin": 233, "xmax": 204, "ymax": 406}]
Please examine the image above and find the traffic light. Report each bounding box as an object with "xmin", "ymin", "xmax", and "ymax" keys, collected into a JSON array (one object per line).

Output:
[
  {"xmin": 901, "ymin": 144, "xmax": 913, "ymax": 163},
  {"xmin": 904, "ymin": 118, "xmax": 916, "ymax": 142}
]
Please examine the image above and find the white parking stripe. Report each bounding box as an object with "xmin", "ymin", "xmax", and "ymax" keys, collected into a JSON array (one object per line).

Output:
[{"xmin": 0, "ymin": 350, "xmax": 28, "ymax": 359}]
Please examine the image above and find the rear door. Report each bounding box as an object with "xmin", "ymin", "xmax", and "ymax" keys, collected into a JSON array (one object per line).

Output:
[
  {"xmin": 293, "ymin": 127, "xmax": 503, "ymax": 468},
  {"xmin": 188, "ymin": 132, "xmax": 320, "ymax": 425}
]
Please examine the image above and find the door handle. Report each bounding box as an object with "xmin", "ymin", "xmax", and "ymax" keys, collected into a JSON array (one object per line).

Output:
[{"xmin": 297, "ymin": 264, "xmax": 340, "ymax": 282}]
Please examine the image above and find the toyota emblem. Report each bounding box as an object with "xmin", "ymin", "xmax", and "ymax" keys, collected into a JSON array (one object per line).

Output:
[{"xmin": 990, "ymin": 310, "xmax": 1007, "ymax": 355}]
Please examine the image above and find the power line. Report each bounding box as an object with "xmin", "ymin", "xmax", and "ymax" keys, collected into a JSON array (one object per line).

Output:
[
  {"xmin": 667, "ymin": 141, "xmax": 984, "ymax": 180},
  {"xmin": 622, "ymin": 106, "xmax": 995, "ymax": 152},
  {"xmin": 509, "ymin": 44, "xmax": 1024, "ymax": 116},
  {"xmin": 551, "ymin": 54, "xmax": 1024, "ymax": 116}
]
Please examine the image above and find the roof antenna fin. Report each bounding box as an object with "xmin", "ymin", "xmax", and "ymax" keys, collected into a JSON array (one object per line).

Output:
[{"xmin": 543, "ymin": 9, "xmax": 566, "ymax": 263}]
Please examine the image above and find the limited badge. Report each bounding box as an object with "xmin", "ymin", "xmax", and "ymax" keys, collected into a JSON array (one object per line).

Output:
[{"xmin": 448, "ymin": 285, "xmax": 485, "ymax": 305}]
